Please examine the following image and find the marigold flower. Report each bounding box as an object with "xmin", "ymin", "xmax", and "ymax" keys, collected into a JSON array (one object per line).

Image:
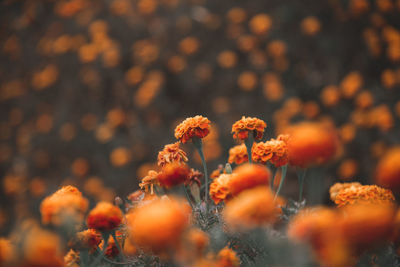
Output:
[
  {"xmin": 216, "ymin": 247, "xmax": 239, "ymax": 267},
  {"xmin": 186, "ymin": 168, "xmax": 203, "ymax": 187},
  {"xmin": 22, "ymin": 228, "xmax": 64, "ymax": 267},
  {"xmin": 127, "ymin": 197, "xmax": 191, "ymax": 254},
  {"xmin": 228, "ymin": 144, "xmax": 248, "ymax": 165},
  {"xmin": 0, "ymin": 238, "xmax": 15, "ymax": 266},
  {"xmin": 157, "ymin": 142, "xmax": 188, "ymax": 167},
  {"xmin": 286, "ymin": 122, "xmax": 339, "ymax": 168},
  {"xmin": 209, "ymin": 174, "xmax": 232, "ymax": 204},
  {"xmin": 40, "ymin": 185, "xmax": 89, "ymax": 226},
  {"xmin": 231, "ymin": 116, "xmax": 267, "ymax": 141},
  {"xmin": 334, "ymin": 184, "xmax": 395, "ymax": 207},
  {"xmin": 252, "ymin": 134, "xmax": 289, "ymax": 167},
  {"xmin": 174, "ymin": 116, "xmax": 211, "ymax": 144},
  {"xmin": 87, "ymin": 202, "xmax": 123, "ymax": 232},
  {"xmin": 223, "ymin": 187, "xmax": 278, "ymax": 230},
  {"xmin": 329, "ymin": 182, "xmax": 362, "ymax": 202},
  {"xmin": 69, "ymin": 229, "xmax": 101, "ymax": 252},
  {"xmin": 228, "ymin": 163, "xmax": 270, "ymax": 196},
  {"xmin": 375, "ymin": 147, "xmax": 400, "ymax": 192},
  {"xmin": 104, "ymin": 236, "xmax": 120, "ymax": 259},
  {"xmin": 157, "ymin": 162, "xmax": 190, "ymax": 188},
  {"xmin": 64, "ymin": 249, "xmax": 79, "ymax": 267},
  {"xmin": 139, "ymin": 170, "xmax": 160, "ymax": 194}
]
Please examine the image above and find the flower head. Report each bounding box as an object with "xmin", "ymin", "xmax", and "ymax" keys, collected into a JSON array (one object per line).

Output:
[
  {"xmin": 127, "ymin": 197, "xmax": 191, "ymax": 254},
  {"xmin": 334, "ymin": 184, "xmax": 395, "ymax": 207},
  {"xmin": 252, "ymin": 134, "xmax": 289, "ymax": 167},
  {"xmin": 139, "ymin": 170, "xmax": 160, "ymax": 194},
  {"xmin": 186, "ymin": 168, "xmax": 203, "ymax": 187},
  {"xmin": 375, "ymin": 147, "xmax": 400, "ymax": 193},
  {"xmin": 231, "ymin": 116, "xmax": 267, "ymax": 141},
  {"xmin": 228, "ymin": 163, "xmax": 270, "ymax": 196},
  {"xmin": 286, "ymin": 122, "xmax": 339, "ymax": 168},
  {"xmin": 40, "ymin": 185, "xmax": 89, "ymax": 226},
  {"xmin": 0, "ymin": 238, "xmax": 15, "ymax": 266},
  {"xmin": 157, "ymin": 142, "xmax": 188, "ymax": 167},
  {"xmin": 157, "ymin": 162, "xmax": 190, "ymax": 188},
  {"xmin": 216, "ymin": 247, "xmax": 239, "ymax": 267},
  {"xmin": 87, "ymin": 202, "xmax": 123, "ymax": 232},
  {"xmin": 64, "ymin": 249, "xmax": 79, "ymax": 267},
  {"xmin": 329, "ymin": 182, "xmax": 362, "ymax": 202},
  {"xmin": 228, "ymin": 144, "xmax": 248, "ymax": 165},
  {"xmin": 69, "ymin": 229, "xmax": 101, "ymax": 252},
  {"xmin": 209, "ymin": 174, "xmax": 232, "ymax": 204},
  {"xmin": 174, "ymin": 116, "xmax": 211, "ymax": 143},
  {"xmin": 223, "ymin": 187, "xmax": 278, "ymax": 230}
]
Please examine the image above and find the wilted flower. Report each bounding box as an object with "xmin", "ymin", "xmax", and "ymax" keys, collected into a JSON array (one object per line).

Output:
[
  {"xmin": 329, "ymin": 182, "xmax": 362, "ymax": 201},
  {"xmin": 128, "ymin": 197, "xmax": 191, "ymax": 255},
  {"xmin": 375, "ymin": 147, "xmax": 400, "ymax": 193},
  {"xmin": 87, "ymin": 202, "xmax": 123, "ymax": 232},
  {"xmin": 216, "ymin": 247, "xmax": 239, "ymax": 267},
  {"xmin": 334, "ymin": 184, "xmax": 395, "ymax": 207},
  {"xmin": 157, "ymin": 162, "xmax": 190, "ymax": 188},
  {"xmin": 252, "ymin": 134, "xmax": 289, "ymax": 167},
  {"xmin": 209, "ymin": 174, "xmax": 232, "ymax": 204},
  {"xmin": 40, "ymin": 185, "xmax": 89, "ymax": 226},
  {"xmin": 174, "ymin": 116, "xmax": 211, "ymax": 144},
  {"xmin": 228, "ymin": 163, "xmax": 270, "ymax": 196},
  {"xmin": 228, "ymin": 144, "xmax": 248, "ymax": 165},
  {"xmin": 157, "ymin": 142, "xmax": 188, "ymax": 167},
  {"xmin": 186, "ymin": 168, "xmax": 203, "ymax": 187},
  {"xmin": 231, "ymin": 116, "xmax": 267, "ymax": 141},
  {"xmin": 223, "ymin": 187, "xmax": 278, "ymax": 230},
  {"xmin": 286, "ymin": 122, "xmax": 339, "ymax": 168},
  {"xmin": 139, "ymin": 170, "xmax": 160, "ymax": 194},
  {"xmin": 69, "ymin": 229, "xmax": 101, "ymax": 252}
]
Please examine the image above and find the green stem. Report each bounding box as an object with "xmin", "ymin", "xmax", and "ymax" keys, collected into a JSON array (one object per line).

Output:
[
  {"xmin": 90, "ymin": 232, "xmax": 109, "ymax": 267},
  {"xmin": 192, "ymin": 138, "xmax": 208, "ymax": 213},
  {"xmin": 183, "ymin": 185, "xmax": 195, "ymax": 210},
  {"xmin": 270, "ymin": 165, "xmax": 277, "ymax": 189},
  {"xmin": 274, "ymin": 165, "xmax": 287, "ymax": 201},
  {"xmin": 244, "ymin": 132, "xmax": 254, "ymax": 163},
  {"xmin": 111, "ymin": 231, "xmax": 126, "ymax": 263},
  {"xmin": 297, "ymin": 169, "xmax": 307, "ymax": 202}
]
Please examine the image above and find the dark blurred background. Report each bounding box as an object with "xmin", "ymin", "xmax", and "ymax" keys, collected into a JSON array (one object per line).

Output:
[{"xmin": 1, "ymin": 0, "xmax": 400, "ymax": 234}]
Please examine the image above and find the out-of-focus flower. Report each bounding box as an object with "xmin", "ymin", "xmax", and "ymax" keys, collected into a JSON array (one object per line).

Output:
[
  {"xmin": 40, "ymin": 185, "xmax": 89, "ymax": 226},
  {"xmin": 228, "ymin": 144, "xmax": 248, "ymax": 165},
  {"xmin": 231, "ymin": 116, "xmax": 267, "ymax": 141},
  {"xmin": 69, "ymin": 229, "xmax": 101, "ymax": 252},
  {"xmin": 64, "ymin": 249, "xmax": 79, "ymax": 267},
  {"xmin": 157, "ymin": 142, "xmax": 188, "ymax": 167},
  {"xmin": 210, "ymin": 174, "xmax": 232, "ymax": 204},
  {"xmin": 0, "ymin": 238, "xmax": 15, "ymax": 266},
  {"xmin": 174, "ymin": 116, "xmax": 211, "ymax": 144},
  {"xmin": 249, "ymin": 14, "xmax": 272, "ymax": 35},
  {"xmin": 123, "ymin": 235, "xmax": 137, "ymax": 256},
  {"xmin": 286, "ymin": 122, "xmax": 339, "ymax": 168},
  {"xmin": 329, "ymin": 182, "xmax": 362, "ymax": 202},
  {"xmin": 223, "ymin": 187, "xmax": 278, "ymax": 230},
  {"xmin": 252, "ymin": 134, "xmax": 289, "ymax": 167},
  {"xmin": 333, "ymin": 184, "xmax": 395, "ymax": 207},
  {"xmin": 228, "ymin": 163, "xmax": 270, "ymax": 196},
  {"xmin": 139, "ymin": 170, "xmax": 160, "ymax": 194},
  {"xmin": 301, "ymin": 16, "xmax": 321, "ymax": 36},
  {"xmin": 22, "ymin": 228, "xmax": 64, "ymax": 267},
  {"xmin": 375, "ymin": 147, "xmax": 400, "ymax": 192},
  {"xmin": 127, "ymin": 197, "xmax": 191, "ymax": 255},
  {"xmin": 157, "ymin": 162, "xmax": 190, "ymax": 188},
  {"xmin": 87, "ymin": 202, "xmax": 123, "ymax": 232},
  {"xmin": 216, "ymin": 247, "xmax": 239, "ymax": 267}
]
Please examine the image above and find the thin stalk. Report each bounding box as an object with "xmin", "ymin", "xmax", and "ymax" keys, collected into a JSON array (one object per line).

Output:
[
  {"xmin": 192, "ymin": 138, "xmax": 209, "ymax": 213},
  {"xmin": 183, "ymin": 185, "xmax": 195, "ymax": 210},
  {"xmin": 244, "ymin": 132, "xmax": 254, "ymax": 163},
  {"xmin": 90, "ymin": 233, "xmax": 109, "ymax": 267},
  {"xmin": 270, "ymin": 165, "xmax": 277, "ymax": 189},
  {"xmin": 111, "ymin": 231, "xmax": 126, "ymax": 263},
  {"xmin": 274, "ymin": 165, "xmax": 287, "ymax": 201},
  {"xmin": 297, "ymin": 168, "xmax": 307, "ymax": 202}
]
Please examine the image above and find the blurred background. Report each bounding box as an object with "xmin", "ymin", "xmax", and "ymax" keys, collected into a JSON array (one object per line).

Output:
[{"xmin": 1, "ymin": 0, "xmax": 400, "ymax": 235}]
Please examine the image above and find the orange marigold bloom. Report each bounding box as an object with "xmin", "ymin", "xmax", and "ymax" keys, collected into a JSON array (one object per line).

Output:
[
  {"xmin": 334, "ymin": 184, "xmax": 395, "ymax": 207},
  {"xmin": 22, "ymin": 228, "xmax": 64, "ymax": 267},
  {"xmin": 139, "ymin": 170, "xmax": 160, "ymax": 194},
  {"xmin": 185, "ymin": 228, "xmax": 209, "ymax": 256},
  {"xmin": 228, "ymin": 144, "xmax": 248, "ymax": 165},
  {"xmin": 157, "ymin": 162, "xmax": 190, "ymax": 188},
  {"xmin": 223, "ymin": 187, "xmax": 278, "ymax": 230},
  {"xmin": 216, "ymin": 247, "xmax": 239, "ymax": 267},
  {"xmin": 157, "ymin": 142, "xmax": 188, "ymax": 167},
  {"xmin": 286, "ymin": 122, "xmax": 339, "ymax": 168},
  {"xmin": 228, "ymin": 163, "xmax": 270, "ymax": 196},
  {"xmin": 338, "ymin": 204, "xmax": 395, "ymax": 252},
  {"xmin": 64, "ymin": 249, "xmax": 79, "ymax": 267},
  {"xmin": 128, "ymin": 197, "xmax": 191, "ymax": 254},
  {"xmin": 329, "ymin": 182, "xmax": 361, "ymax": 202},
  {"xmin": 231, "ymin": 116, "xmax": 267, "ymax": 141},
  {"xmin": 69, "ymin": 229, "xmax": 101, "ymax": 252},
  {"xmin": 375, "ymin": 147, "xmax": 400, "ymax": 192},
  {"xmin": 209, "ymin": 174, "xmax": 232, "ymax": 204},
  {"xmin": 0, "ymin": 238, "xmax": 15, "ymax": 266},
  {"xmin": 87, "ymin": 202, "xmax": 123, "ymax": 232},
  {"xmin": 174, "ymin": 116, "xmax": 211, "ymax": 144},
  {"xmin": 252, "ymin": 134, "xmax": 289, "ymax": 167},
  {"xmin": 40, "ymin": 185, "xmax": 89, "ymax": 226}
]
